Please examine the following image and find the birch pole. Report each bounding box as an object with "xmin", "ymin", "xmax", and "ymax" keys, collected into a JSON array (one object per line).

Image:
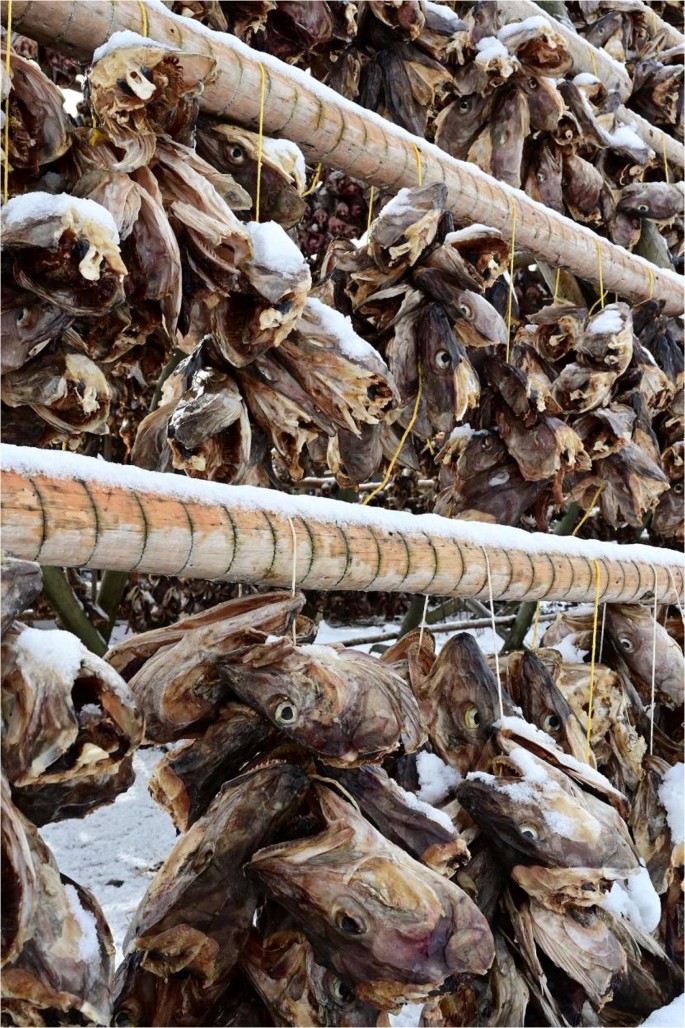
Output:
[
  {"xmin": 2, "ymin": 447, "xmax": 682, "ymax": 606},
  {"xmin": 2, "ymin": 0, "xmax": 683, "ymax": 314}
]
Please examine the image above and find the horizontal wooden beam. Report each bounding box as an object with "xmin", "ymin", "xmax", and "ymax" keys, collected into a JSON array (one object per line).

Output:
[
  {"xmin": 2, "ymin": 0, "xmax": 682, "ymax": 315},
  {"xmin": 2, "ymin": 447, "xmax": 682, "ymax": 606}
]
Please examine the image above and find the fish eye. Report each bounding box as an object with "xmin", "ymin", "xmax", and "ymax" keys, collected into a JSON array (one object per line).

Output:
[
  {"xmin": 519, "ymin": 823, "xmax": 539, "ymax": 840},
  {"xmin": 329, "ymin": 975, "xmax": 354, "ymax": 1003},
  {"xmin": 464, "ymin": 704, "xmax": 482, "ymax": 730},
  {"xmin": 458, "ymin": 302, "xmax": 473, "ymax": 318},
  {"xmin": 542, "ymin": 713, "xmax": 561, "ymax": 732},
  {"xmin": 274, "ymin": 700, "xmax": 298, "ymax": 725},
  {"xmin": 335, "ymin": 910, "xmax": 365, "ymax": 936},
  {"xmin": 636, "ymin": 203, "xmax": 649, "ymax": 213},
  {"xmin": 527, "ymin": 76, "xmax": 538, "ymax": 89},
  {"xmin": 674, "ymin": 483, "xmax": 683, "ymax": 494},
  {"xmin": 434, "ymin": 349, "xmax": 451, "ymax": 370},
  {"xmin": 459, "ymin": 98, "xmax": 471, "ymax": 112},
  {"xmin": 113, "ymin": 1013, "xmax": 134, "ymax": 1027},
  {"xmin": 227, "ymin": 143, "xmax": 245, "ymax": 163},
  {"xmin": 536, "ymin": 172, "xmax": 546, "ymax": 182},
  {"xmin": 619, "ymin": 637, "xmax": 633, "ymax": 652}
]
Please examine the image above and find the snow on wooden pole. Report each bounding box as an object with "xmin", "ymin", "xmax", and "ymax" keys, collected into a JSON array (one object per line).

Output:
[
  {"xmin": 3, "ymin": 0, "xmax": 683, "ymax": 315},
  {"xmin": 2, "ymin": 447, "xmax": 682, "ymax": 606}
]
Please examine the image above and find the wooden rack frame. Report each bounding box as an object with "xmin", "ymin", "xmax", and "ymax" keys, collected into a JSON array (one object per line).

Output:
[
  {"xmin": 2, "ymin": 447, "xmax": 682, "ymax": 606},
  {"xmin": 2, "ymin": 0, "xmax": 682, "ymax": 315}
]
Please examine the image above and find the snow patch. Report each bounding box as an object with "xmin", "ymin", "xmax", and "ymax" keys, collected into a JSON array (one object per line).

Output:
[
  {"xmin": 499, "ymin": 16, "xmax": 553, "ymax": 42},
  {"xmin": 641, "ymin": 994, "xmax": 684, "ymax": 1028},
  {"xmin": 303, "ymin": 297, "xmax": 386, "ymax": 366},
  {"xmin": 395, "ymin": 781, "xmax": 455, "ymax": 833},
  {"xmin": 260, "ymin": 136, "xmax": 306, "ymax": 193},
  {"xmin": 389, "ymin": 1004, "xmax": 424, "ymax": 1027},
  {"xmin": 475, "ymin": 36, "xmax": 509, "ymax": 61},
  {"xmin": 589, "ymin": 306, "xmax": 624, "ymax": 334},
  {"xmin": 93, "ymin": 30, "xmax": 174, "ymax": 62},
  {"xmin": 417, "ymin": 752, "xmax": 461, "ymax": 805},
  {"xmin": 552, "ymin": 634, "xmax": 589, "ymax": 664},
  {"xmin": 602, "ymin": 866, "xmax": 661, "ymax": 933},
  {"xmin": 246, "ymin": 220, "xmax": 308, "ymax": 278},
  {"xmin": 659, "ymin": 762, "xmax": 684, "ymax": 845},
  {"xmin": 2, "ymin": 192, "xmax": 120, "ymax": 243},
  {"xmin": 15, "ymin": 627, "xmax": 85, "ymax": 682}
]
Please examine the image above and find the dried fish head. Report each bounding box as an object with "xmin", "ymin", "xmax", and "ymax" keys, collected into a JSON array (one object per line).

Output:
[
  {"xmin": 124, "ymin": 763, "xmax": 308, "ymax": 983},
  {"xmin": 592, "ymin": 443, "xmax": 670, "ymax": 528},
  {"xmin": 505, "ymin": 651, "xmax": 588, "ymax": 763},
  {"xmin": 605, "ymin": 604, "xmax": 684, "ymax": 708},
  {"xmin": 524, "ymin": 137, "xmax": 564, "ymax": 211},
  {"xmin": 498, "ymin": 18, "xmax": 573, "ymax": 76},
  {"xmin": 416, "ymin": 302, "xmax": 470, "ymax": 432},
  {"xmin": 452, "ymin": 289, "xmax": 508, "ymax": 349},
  {"xmin": 456, "ymin": 748, "xmax": 639, "ymax": 871},
  {"xmin": 249, "ymin": 785, "xmax": 495, "ymax": 1007},
  {"xmin": 577, "ymin": 302, "xmax": 634, "ymax": 375},
  {"xmin": 419, "ymin": 633, "xmax": 517, "ymax": 774},
  {"xmin": 1, "ymin": 774, "xmax": 37, "ymax": 967},
  {"xmin": 368, "ymin": 183, "xmax": 447, "ymax": 273},
  {"xmin": 551, "ymin": 362, "xmax": 617, "ymax": 413},
  {"xmin": 433, "ymin": 92, "xmax": 492, "ymax": 160},
  {"xmin": 88, "ymin": 40, "xmax": 216, "ymax": 170},
  {"xmin": 1, "ymin": 627, "xmax": 142, "ymax": 823},
  {"xmin": 617, "ymin": 181, "xmax": 685, "ymax": 221},
  {"xmin": 221, "ymin": 640, "xmax": 424, "ymax": 765},
  {"xmin": 243, "ymin": 928, "xmax": 387, "ymax": 1027},
  {"xmin": 497, "ymin": 408, "xmax": 591, "ymax": 480},
  {"xmin": 3, "ymin": 192, "xmax": 126, "ymax": 315},
  {"xmin": 0, "ymin": 559, "xmax": 42, "ymax": 639},
  {"xmin": 521, "ymin": 72, "xmax": 565, "ymax": 132},
  {"xmin": 2, "ymin": 350, "xmax": 112, "ymax": 436},
  {"xmin": 195, "ymin": 119, "xmax": 308, "ymax": 228},
  {"xmin": 529, "ymin": 303, "xmax": 587, "ymax": 362}
]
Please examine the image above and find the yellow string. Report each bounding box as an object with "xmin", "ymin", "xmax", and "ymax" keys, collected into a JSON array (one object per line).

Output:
[
  {"xmin": 425, "ymin": 436, "xmax": 434, "ymax": 456},
  {"xmin": 589, "ymin": 46, "xmax": 598, "ymax": 77},
  {"xmin": 255, "ymin": 64, "xmax": 266, "ymax": 223},
  {"xmin": 505, "ymin": 200, "xmax": 517, "ymax": 362},
  {"xmin": 3, "ymin": 0, "xmax": 12, "ymax": 204},
  {"xmin": 366, "ymin": 184, "xmax": 375, "ymax": 234},
  {"xmin": 362, "ymin": 364, "xmax": 423, "ymax": 506},
  {"xmin": 136, "ymin": 0, "xmax": 149, "ymax": 37},
  {"xmin": 418, "ymin": 594, "xmax": 429, "ymax": 651},
  {"xmin": 647, "ymin": 266, "xmax": 654, "ymax": 301},
  {"xmin": 584, "ymin": 559, "xmax": 602, "ymax": 763},
  {"xmin": 662, "ymin": 141, "xmax": 670, "ymax": 184},
  {"xmin": 572, "ymin": 483, "xmax": 605, "ymax": 538},
  {"xmin": 553, "ymin": 267, "xmax": 561, "ymax": 304},
  {"xmin": 412, "ymin": 143, "xmax": 423, "ymax": 185},
  {"xmin": 531, "ymin": 601, "xmax": 541, "ymax": 648},
  {"xmin": 302, "ymin": 162, "xmax": 322, "ymax": 197}
]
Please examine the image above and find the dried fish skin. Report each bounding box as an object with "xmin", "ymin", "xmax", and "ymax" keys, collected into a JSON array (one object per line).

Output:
[
  {"xmin": 435, "ymin": 459, "xmax": 545, "ymax": 525},
  {"xmin": 433, "ymin": 92, "xmax": 492, "ymax": 161},
  {"xmin": 511, "ymin": 864, "xmax": 625, "ymax": 912},
  {"xmin": 551, "ymin": 362, "xmax": 617, "ymax": 413},
  {"xmin": 1, "ymin": 775, "xmax": 37, "ymax": 968},
  {"xmin": 149, "ymin": 702, "xmax": 276, "ymax": 831},
  {"xmin": 418, "ymin": 633, "xmax": 517, "ymax": 775},
  {"xmin": 329, "ymin": 764, "xmax": 469, "ymax": 876},
  {"xmin": 109, "ymin": 592, "xmax": 305, "ymax": 741},
  {"xmin": 529, "ymin": 303, "xmax": 587, "ymax": 362},
  {"xmin": 249, "ymin": 784, "xmax": 495, "ymax": 1008},
  {"xmin": 496, "ymin": 407, "xmax": 591, "ymax": 480},
  {"xmin": 630, "ymin": 756, "xmax": 674, "ymax": 894},
  {"xmin": 617, "ymin": 181, "xmax": 685, "ymax": 221},
  {"xmin": 591, "ymin": 443, "xmax": 670, "ymax": 528},
  {"xmin": 3, "ymin": 48, "xmax": 70, "ymax": 175},
  {"xmin": 503, "ymin": 651, "xmax": 588, "ymax": 764},
  {"xmin": 242, "ymin": 927, "xmax": 387, "ymax": 1027},
  {"xmin": 88, "ymin": 41, "xmax": 216, "ymax": 171},
  {"xmin": 0, "ymin": 559, "xmax": 42, "ymax": 639},
  {"xmin": 196, "ymin": 120, "xmax": 308, "ymax": 228},
  {"xmin": 3, "ymin": 192, "xmax": 126, "ymax": 316},
  {"xmin": 498, "ymin": 18, "xmax": 573, "ymax": 77},
  {"xmin": 1, "ymin": 350, "xmax": 112, "ymax": 436},
  {"xmin": 457, "ymin": 748, "xmax": 639, "ymax": 871},
  {"xmin": 452, "ymin": 289, "xmax": 508, "ymax": 349},
  {"xmin": 524, "ymin": 137, "xmax": 564, "ymax": 211},
  {"xmin": 1, "ymin": 627, "xmax": 142, "ymax": 819},
  {"xmin": 2, "ymin": 781, "xmax": 114, "ymax": 1025},
  {"xmin": 368, "ymin": 183, "xmax": 448, "ymax": 274},
  {"xmin": 220, "ymin": 639, "xmax": 424, "ymax": 765},
  {"xmin": 0, "ymin": 296, "xmax": 72, "ymax": 375},
  {"xmin": 124, "ymin": 764, "xmax": 308, "ymax": 987}
]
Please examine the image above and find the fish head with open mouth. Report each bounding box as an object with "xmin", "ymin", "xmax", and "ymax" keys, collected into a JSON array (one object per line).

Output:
[
  {"xmin": 604, "ymin": 604, "xmax": 684, "ymax": 708},
  {"xmin": 452, "ymin": 289, "xmax": 508, "ymax": 349},
  {"xmin": 419, "ymin": 633, "xmax": 517, "ymax": 774},
  {"xmin": 248, "ymin": 784, "xmax": 494, "ymax": 1008},
  {"xmin": 221, "ymin": 640, "xmax": 425, "ymax": 765}
]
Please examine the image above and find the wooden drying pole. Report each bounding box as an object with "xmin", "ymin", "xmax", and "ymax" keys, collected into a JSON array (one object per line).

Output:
[
  {"xmin": 3, "ymin": 0, "xmax": 682, "ymax": 315},
  {"xmin": 2, "ymin": 447, "xmax": 683, "ymax": 606},
  {"xmin": 497, "ymin": 0, "xmax": 684, "ymax": 171}
]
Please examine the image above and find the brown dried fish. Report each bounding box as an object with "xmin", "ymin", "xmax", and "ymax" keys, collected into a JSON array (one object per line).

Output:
[
  {"xmin": 1, "ymin": 627, "xmax": 142, "ymax": 825},
  {"xmin": 249, "ymin": 784, "xmax": 495, "ymax": 1008},
  {"xmin": 0, "ymin": 559, "xmax": 42, "ymax": 639},
  {"xmin": 3, "ymin": 48, "xmax": 70, "ymax": 177},
  {"xmin": 604, "ymin": 604, "xmax": 684, "ymax": 708},
  {"xmin": 1, "ymin": 349, "xmax": 112, "ymax": 436}
]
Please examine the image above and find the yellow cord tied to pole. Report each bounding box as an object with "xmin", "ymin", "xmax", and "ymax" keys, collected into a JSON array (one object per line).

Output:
[
  {"xmin": 481, "ymin": 547, "xmax": 503, "ymax": 719},
  {"xmin": 553, "ymin": 266, "xmax": 561, "ymax": 304},
  {"xmin": 136, "ymin": 0, "xmax": 149, "ymax": 37},
  {"xmin": 584, "ymin": 559, "xmax": 602, "ymax": 763},
  {"xmin": 362, "ymin": 364, "xmax": 423, "ymax": 506},
  {"xmin": 412, "ymin": 143, "xmax": 423, "ymax": 186},
  {"xmin": 3, "ymin": 0, "xmax": 12, "ymax": 204},
  {"xmin": 649, "ymin": 566, "xmax": 658, "ymax": 756},
  {"xmin": 302, "ymin": 162, "xmax": 322, "ymax": 197},
  {"xmin": 663, "ymin": 141, "xmax": 670, "ymax": 184},
  {"xmin": 588, "ymin": 238, "xmax": 606, "ymax": 316},
  {"xmin": 287, "ymin": 516, "xmax": 298, "ymax": 644},
  {"xmin": 505, "ymin": 199, "xmax": 517, "ymax": 362},
  {"xmin": 366, "ymin": 184, "xmax": 375, "ymax": 235},
  {"xmin": 531, "ymin": 600, "xmax": 541, "ymax": 649},
  {"xmin": 572, "ymin": 483, "xmax": 605, "ymax": 538},
  {"xmin": 255, "ymin": 63, "xmax": 266, "ymax": 223}
]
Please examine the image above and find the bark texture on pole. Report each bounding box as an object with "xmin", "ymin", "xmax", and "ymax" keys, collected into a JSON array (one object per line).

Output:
[
  {"xmin": 2, "ymin": 448, "xmax": 682, "ymax": 606},
  {"xmin": 2, "ymin": 0, "xmax": 682, "ymax": 315}
]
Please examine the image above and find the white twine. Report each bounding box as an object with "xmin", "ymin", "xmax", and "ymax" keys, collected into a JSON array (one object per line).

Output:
[
  {"xmin": 418, "ymin": 594, "xmax": 430, "ymax": 650},
  {"xmin": 666, "ymin": 565, "xmax": 685, "ymax": 623},
  {"xmin": 287, "ymin": 517, "xmax": 298, "ymax": 644},
  {"xmin": 598, "ymin": 603, "xmax": 607, "ymax": 662},
  {"xmin": 481, "ymin": 547, "xmax": 503, "ymax": 718},
  {"xmin": 649, "ymin": 565, "xmax": 659, "ymax": 756}
]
